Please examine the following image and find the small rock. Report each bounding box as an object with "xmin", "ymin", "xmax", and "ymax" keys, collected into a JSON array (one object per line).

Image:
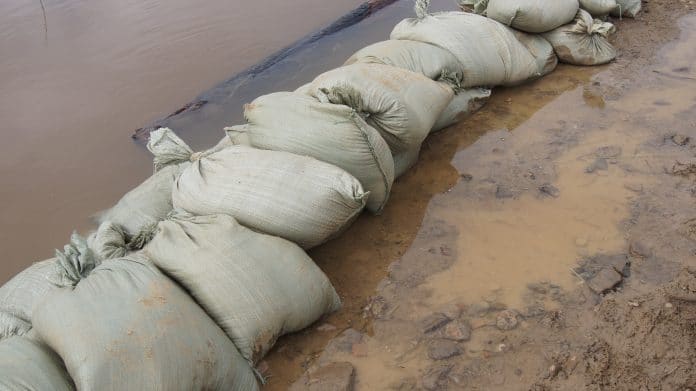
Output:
[
  {"xmin": 587, "ymin": 268, "xmax": 623, "ymax": 294},
  {"xmin": 539, "ymin": 183, "xmax": 560, "ymax": 198},
  {"xmin": 665, "ymin": 302, "xmax": 673, "ymax": 308},
  {"xmin": 421, "ymin": 313, "xmax": 451, "ymax": 334},
  {"xmin": 324, "ymin": 329, "xmax": 364, "ymax": 354},
  {"xmin": 307, "ymin": 362, "xmax": 356, "ymax": 391},
  {"xmin": 671, "ymin": 134, "xmax": 691, "ymax": 146},
  {"xmin": 496, "ymin": 310, "xmax": 519, "ymax": 331},
  {"xmin": 427, "ymin": 339, "xmax": 462, "ymax": 360},
  {"xmin": 624, "ymin": 183, "xmax": 644, "ymax": 193},
  {"xmin": 440, "ymin": 303, "xmax": 463, "ymax": 320},
  {"xmin": 586, "ymin": 158, "xmax": 609, "ymax": 173},
  {"xmin": 441, "ymin": 320, "xmax": 472, "ymax": 342},
  {"xmin": 548, "ymin": 363, "xmax": 561, "ymax": 379},
  {"xmin": 317, "ymin": 323, "xmax": 337, "ymax": 332},
  {"xmin": 514, "ymin": 368, "xmax": 523, "ymax": 376},
  {"xmin": 595, "ymin": 145, "xmax": 622, "ymax": 159},
  {"xmin": 496, "ymin": 185, "xmax": 514, "ymax": 199},
  {"xmin": 527, "ymin": 282, "xmax": 548, "ymax": 294},
  {"xmin": 596, "ymin": 254, "xmax": 630, "ymax": 276},
  {"xmin": 460, "ymin": 173, "xmax": 473, "ymax": 182},
  {"xmin": 421, "ymin": 365, "xmax": 453, "ymax": 390}
]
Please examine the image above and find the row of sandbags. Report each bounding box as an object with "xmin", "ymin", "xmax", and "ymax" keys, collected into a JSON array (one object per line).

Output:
[{"xmin": 0, "ymin": 1, "xmax": 627, "ymax": 389}]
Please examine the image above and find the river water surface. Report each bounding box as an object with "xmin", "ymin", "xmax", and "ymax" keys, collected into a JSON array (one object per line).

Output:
[{"xmin": 0, "ymin": 0, "xmax": 365, "ymax": 282}]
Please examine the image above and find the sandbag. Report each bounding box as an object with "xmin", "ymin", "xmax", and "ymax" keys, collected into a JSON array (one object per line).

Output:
[
  {"xmin": 227, "ymin": 92, "xmax": 394, "ymax": 213},
  {"xmin": 345, "ymin": 40, "xmax": 463, "ymax": 81},
  {"xmin": 95, "ymin": 163, "xmax": 186, "ymax": 250},
  {"xmin": 579, "ymin": 0, "xmax": 618, "ymax": 16},
  {"xmin": 394, "ymin": 147, "xmax": 421, "ymax": 179},
  {"xmin": 0, "ymin": 335, "xmax": 75, "ymax": 391},
  {"xmin": 33, "ymin": 255, "xmax": 258, "ymax": 391},
  {"xmin": 611, "ymin": 0, "xmax": 640, "ymax": 17},
  {"xmin": 170, "ymin": 138, "xmax": 367, "ymax": 249},
  {"xmin": 432, "ymin": 88, "xmax": 492, "ymax": 132},
  {"xmin": 144, "ymin": 212, "xmax": 341, "ymax": 363},
  {"xmin": 486, "ymin": 0, "xmax": 579, "ymax": 33},
  {"xmin": 513, "ymin": 32, "xmax": 559, "ymax": 79},
  {"xmin": 0, "ymin": 234, "xmax": 97, "ymax": 340},
  {"xmin": 302, "ymin": 63, "xmax": 453, "ymax": 154},
  {"xmin": 543, "ymin": 10, "xmax": 617, "ymax": 66},
  {"xmin": 390, "ymin": 10, "xmax": 543, "ymax": 87}
]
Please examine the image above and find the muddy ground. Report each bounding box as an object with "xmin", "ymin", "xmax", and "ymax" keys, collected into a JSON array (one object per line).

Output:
[{"xmin": 263, "ymin": 1, "xmax": 696, "ymax": 390}]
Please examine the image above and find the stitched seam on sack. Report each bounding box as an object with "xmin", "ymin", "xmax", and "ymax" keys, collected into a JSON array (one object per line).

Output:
[{"xmin": 350, "ymin": 111, "xmax": 392, "ymax": 212}]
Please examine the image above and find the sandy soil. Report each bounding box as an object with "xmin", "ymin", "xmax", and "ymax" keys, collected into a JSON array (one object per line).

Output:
[{"xmin": 263, "ymin": 1, "xmax": 696, "ymax": 390}]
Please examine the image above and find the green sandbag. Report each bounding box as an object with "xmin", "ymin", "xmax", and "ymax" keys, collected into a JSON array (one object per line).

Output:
[
  {"xmin": 486, "ymin": 0, "xmax": 579, "ymax": 33},
  {"xmin": 227, "ymin": 92, "xmax": 393, "ymax": 214},
  {"xmin": 543, "ymin": 10, "xmax": 617, "ymax": 66},
  {"xmin": 0, "ymin": 234, "xmax": 97, "ymax": 340},
  {"xmin": 611, "ymin": 0, "xmax": 640, "ymax": 17},
  {"xmin": 166, "ymin": 129, "xmax": 367, "ymax": 249},
  {"xmin": 579, "ymin": 0, "xmax": 618, "ymax": 16},
  {"xmin": 144, "ymin": 212, "xmax": 341, "ymax": 363},
  {"xmin": 33, "ymin": 255, "xmax": 258, "ymax": 391},
  {"xmin": 391, "ymin": 10, "xmax": 543, "ymax": 87},
  {"xmin": 345, "ymin": 39, "xmax": 463, "ymax": 81},
  {"xmin": 302, "ymin": 63, "xmax": 453, "ymax": 155},
  {"xmin": 0, "ymin": 335, "xmax": 75, "ymax": 391}
]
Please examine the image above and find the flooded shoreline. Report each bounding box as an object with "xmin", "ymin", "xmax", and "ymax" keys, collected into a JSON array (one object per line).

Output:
[{"xmin": 0, "ymin": 0, "xmax": 377, "ymax": 283}]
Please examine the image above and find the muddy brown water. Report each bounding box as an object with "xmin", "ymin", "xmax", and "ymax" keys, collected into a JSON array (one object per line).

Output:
[{"xmin": 0, "ymin": 0, "xmax": 369, "ymax": 283}]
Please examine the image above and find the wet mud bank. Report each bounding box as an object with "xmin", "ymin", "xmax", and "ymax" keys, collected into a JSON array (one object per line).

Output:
[{"xmin": 260, "ymin": 1, "xmax": 696, "ymax": 390}]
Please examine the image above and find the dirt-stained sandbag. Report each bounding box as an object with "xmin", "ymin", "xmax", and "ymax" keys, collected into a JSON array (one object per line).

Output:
[
  {"xmin": 393, "ymin": 147, "xmax": 421, "ymax": 179},
  {"xmin": 486, "ymin": 0, "xmax": 579, "ymax": 33},
  {"xmin": 432, "ymin": 88, "xmax": 492, "ymax": 132},
  {"xmin": 168, "ymin": 133, "xmax": 367, "ymax": 248},
  {"xmin": 144, "ymin": 212, "xmax": 341, "ymax": 363},
  {"xmin": 0, "ymin": 234, "xmax": 97, "ymax": 340},
  {"xmin": 302, "ymin": 63, "xmax": 453, "ymax": 154},
  {"xmin": 390, "ymin": 9, "xmax": 543, "ymax": 88},
  {"xmin": 345, "ymin": 40, "xmax": 463, "ymax": 81},
  {"xmin": 33, "ymin": 255, "xmax": 258, "ymax": 391},
  {"xmin": 0, "ymin": 334, "xmax": 75, "ymax": 391},
  {"xmin": 226, "ymin": 92, "xmax": 393, "ymax": 214},
  {"xmin": 513, "ymin": 32, "xmax": 559, "ymax": 79},
  {"xmin": 579, "ymin": 0, "xmax": 618, "ymax": 16},
  {"xmin": 543, "ymin": 10, "xmax": 617, "ymax": 66},
  {"xmin": 611, "ymin": 0, "xmax": 641, "ymax": 17}
]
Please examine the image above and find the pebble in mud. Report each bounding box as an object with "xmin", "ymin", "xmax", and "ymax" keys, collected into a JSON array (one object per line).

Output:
[
  {"xmin": 587, "ymin": 268, "xmax": 624, "ymax": 294},
  {"xmin": 440, "ymin": 320, "xmax": 472, "ymax": 342},
  {"xmin": 306, "ymin": 362, "xmax": 356, "ymax": 391},
  {"xmin": 539, "ymin": 183, "xmax": 560, "ymax": 198},
  {"xmin": 671, "ymin": 133, "xmax": 691, "ymax": 146},
  {"xmin": 421, "ymin": 313, "xmax": 451, "ymax": 334},
  {"xmin": 421, "ymin": 365, "xmax": 453, "ymax": 390},
  {"xmin": 427, "ymin": 339, "xmax": 462, "ymax": 360},
  {"xmin": 595, "ymin": 145, "xmax": 622, "ymax": 159},
  {"xmin": 586, "ymin": 158, "xmax": 609, "ymax": 173},
  {"xmin": 496, "ymin": 310, "xmax": 519, "ymax": 331}
]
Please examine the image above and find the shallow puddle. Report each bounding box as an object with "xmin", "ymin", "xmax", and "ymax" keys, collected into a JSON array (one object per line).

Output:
[{"xmin": 269, "ymin": 11, "xmax": 696, "ymax": 391}]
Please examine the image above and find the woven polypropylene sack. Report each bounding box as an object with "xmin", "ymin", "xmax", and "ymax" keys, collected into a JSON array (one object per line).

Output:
[
  {"xmin": 95, "ymin": 163, "xmax": 186, "ymax": 246},
  {"xmin": 579, "ymin": 0, "xmax": 618, "ymax": 16},
  {"xmin": 391, "ymin": 12, "xmax": 542, "ymax": 87},
  {"xmin": 33, "ymin": 255, "xmax": 258, "ymax": 391},
  {"xmin": 228, "ymin": 92, "xmax": 393, "ymax": 214},
  {"xmin": 393, "ymin": 147, "xmax": 421, "ymax": 179},
  {"xmin": 543, "ymin": 10, "xmax": 617, "ymax": 66},
  {"xmin": 513, "ymin": 31, "xmax": 558, "ymax": 79},
  {"xmin": 0, "ymin": 335, "xmax": 75, "ymax": 390},
  {"xmin": 345, "ymin": 40, "xmax": 463, "ymax": 81},
  {"xmin": 486, "ymin": 0, "xmax": 579, "ymax": 33},
  {"xmin": 303, "ymin": 63, "xmax": 453, "ymax": 154},
  {"xmin": 0, "ymin": 234, "xmax": 97, "ymax": 340},
  {"xmin": 611, "ymin": 0, "xmax": 640, "ymax": 17},
  {"xmin": 432, "ymin": 88, "xmax": 492, "ymax": 132},
  {"xmin": 172, "ymin": 144, "xmax": 367, "ymax": 249},
  {"xmin": 144, "ymin": 212, "xmax": 341, "ymax": 363}
]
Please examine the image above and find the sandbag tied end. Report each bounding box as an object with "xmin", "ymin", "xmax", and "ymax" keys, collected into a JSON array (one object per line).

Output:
[
  {"xmin": 414, "ymin": 0, "xmax": 430, "ymax": 20},
  {"xmin": 89, "ymin": 220, "xmax": 160, "ymax": 261},
  {"xmin": 147, "ymin": 127, "xmax": 199, "ymax": 172},
  {"xmin": 52, "ymin": 232, "xmax": 99, "ymax": 287}
]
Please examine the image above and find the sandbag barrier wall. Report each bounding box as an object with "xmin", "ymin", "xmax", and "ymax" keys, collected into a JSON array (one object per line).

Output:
[{"xmin": 0, "ymin": 0, "xmax": 632, "ymax": 389}]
